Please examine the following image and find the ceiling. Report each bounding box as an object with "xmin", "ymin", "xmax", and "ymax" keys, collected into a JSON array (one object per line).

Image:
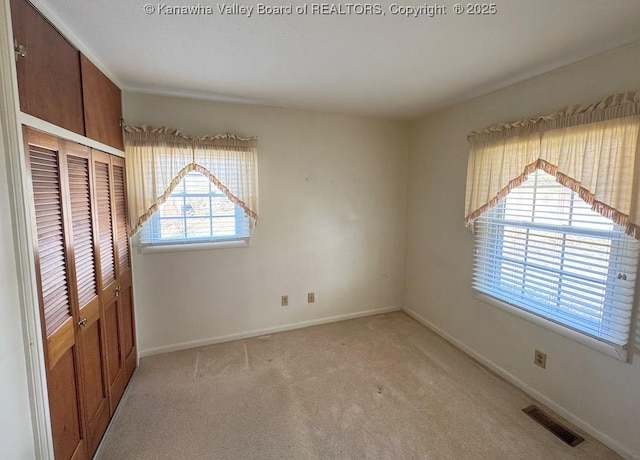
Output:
[{"xmin": 36, "ymin": 0, "xmax": 640, "ymax": 119}]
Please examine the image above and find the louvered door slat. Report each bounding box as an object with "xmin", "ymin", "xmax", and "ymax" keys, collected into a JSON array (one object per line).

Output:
[
  {"xmin": 38, "ymin": 254, "xmax": 66, "ymax": 274},
  {"xmin": 67, "ymin": 155, "xmax": 98, "ymax": 308},
  {"xmin": 34, "ymin": 207, "xmax": 63, "ymax": 218},
  {"xmin": 29, "ymin": 146, "xmax": 72, "ymax": 338},
  {"xmin": 94, "ymin": 161, "xmax": 115, "ymax": 286},
  {"xmin": 45, "ymin": 305, "xmax": 70, "ymax": 331},
  {"xmin": 37, "ymin": 238, "xmax": 64, "ymax": 254},
  {"xmin": 33, "ymin": 225, "xmax": 64, "ymax": 241},
  {"xmin": 35, "ymin": 210, "xmax": 63, "ymax": 222},
  {"xmin": 112, "ymin": 164, "xmax": 130, "ymax": 272},
  {"xmin": 73, "ymin": 235, "xmax": 93, "ymax": 247},
  {"xmin": 39, "ymin": 265, "xmax": 68, "ymax": 291},
  {"xmin": 75, "ymin": 254, "xmax": 94, "ymax": 265},
  {"xmin": 36, "ymin": 229, "xmax": 64, "ymax": 243}
]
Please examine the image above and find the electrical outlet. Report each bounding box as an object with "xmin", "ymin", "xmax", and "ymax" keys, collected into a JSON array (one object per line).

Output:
[
  {"xmin": 534, "ymin": 349, "xmax": 546, "ymax": 369},
  {"xmin": 281, "ymin": 295, "xmax": 288, "ymax": 307},
  {"xmin": 307, "ymin": 292, "xmax": 315, "ymax": 303}
]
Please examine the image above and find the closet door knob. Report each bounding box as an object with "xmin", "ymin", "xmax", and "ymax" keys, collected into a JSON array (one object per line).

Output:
[
  {"xmin": 115, "ymin": 286, "xmax": 121, "ymax": 297},
  {"xmin": 78, "ymin": 318, "xmax": 88, "ymax": 327}
]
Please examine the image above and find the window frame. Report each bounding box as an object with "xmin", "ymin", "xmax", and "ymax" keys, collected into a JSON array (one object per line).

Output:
[
  {"xmin": 473, "ymin": 171, "xmax": 640, "ymax": 361},
  {"xmin": 139, "ymin": 171, "xmax": 250, "ymax": 251}
]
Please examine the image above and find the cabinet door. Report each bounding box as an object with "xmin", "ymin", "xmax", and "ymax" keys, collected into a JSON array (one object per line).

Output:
[
  {"xmin": 81, "ymin": 55, "xmax": 124, "ymax": 150},
  {"xmin": 11, "ymin": 0, "xmax": 84, "ymax": 135},
  {"xmin": 25, "ymin": 129, "xmax": 87, "ymax": 460},
  {"xmin": 65, "ymin": 143, "xmax": 110, "ymax": 456}
]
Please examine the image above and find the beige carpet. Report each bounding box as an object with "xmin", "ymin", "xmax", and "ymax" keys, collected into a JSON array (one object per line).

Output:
[{"xmin": 96, "ymin": 312, "xmax": 620, "ymax": 459}]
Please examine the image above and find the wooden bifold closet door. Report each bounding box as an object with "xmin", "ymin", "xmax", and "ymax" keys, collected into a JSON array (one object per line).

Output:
[
  {"xmin": 92, "ymin": 151, "xmax": 136, "ymax": 412},
  {"xmin": 24, "ymin": 128, "xmax": 136, "ymax": 459}
]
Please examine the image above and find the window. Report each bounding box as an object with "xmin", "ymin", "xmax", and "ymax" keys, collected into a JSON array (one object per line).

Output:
[
  {"xmin": 140, "ymin": 171, "xmax": 249, "ymax": 246},
  {"xmin": 474, "ymin": 170, "xmax": 640, "ymax": 349}
]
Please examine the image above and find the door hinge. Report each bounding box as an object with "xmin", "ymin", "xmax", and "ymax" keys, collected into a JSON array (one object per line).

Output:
[
  {"xmin": 14, "ymin": 38, "xmax": 26, "ymax": 61},
  {"xmin": 119, "ymin": 118, "xmax": 124, "ymax": 128}
]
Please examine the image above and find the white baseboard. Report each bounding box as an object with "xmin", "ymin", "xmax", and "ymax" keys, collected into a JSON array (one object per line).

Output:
[
  {"xmin": 402, "ymin": 306, "xmax": 638, "ymax": 460},
  {"xmin": 139, "ymin": 306, "xmax": 402, "ymax": 357}
]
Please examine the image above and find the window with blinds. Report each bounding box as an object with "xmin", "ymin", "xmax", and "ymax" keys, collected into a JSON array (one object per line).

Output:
[
  {"xmin": 140, "ymin": 171, "xmax": 249, "ymax": 246},
  {"xmin": 473, "ymin": 170, "xmax": 640, "ymax": 347}
]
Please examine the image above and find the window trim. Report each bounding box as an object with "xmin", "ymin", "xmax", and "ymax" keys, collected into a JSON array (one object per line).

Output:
[
  {"xmin": 138, "ymin": 238, "xmax": 250, "ymax": 254},
  {"xmin": 472, "ymin": 171, "xmax": 640, "ymax": 362},
  {"xmin": 474, "ymin": 292, "xmax": 629, "ymax": 361}
]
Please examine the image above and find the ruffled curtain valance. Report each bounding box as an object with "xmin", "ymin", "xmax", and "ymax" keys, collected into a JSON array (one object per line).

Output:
[
  {"xmin": 465, "ymin": 91, "xmax": 640, "ymax": 239},
  {"xmin": 124, "ymin": 126, "xmax": 259, "ymax": 235}
]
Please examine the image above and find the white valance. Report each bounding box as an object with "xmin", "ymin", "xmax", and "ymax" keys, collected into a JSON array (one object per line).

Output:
[
  {"xmin": 465, "ymin": 92, "xmax": 640, "ymax": 239},
  {"xmin": 124, "ymin": 126, "xmax": 259, "ymax": 235}
]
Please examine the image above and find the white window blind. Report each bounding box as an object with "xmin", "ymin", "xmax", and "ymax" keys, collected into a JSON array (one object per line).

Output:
[
  {"xmin": 474, "ymin": 170, "xmax": 640, "ymax": 347},
  {"xmin": 140, "ymin": 171, "xmax": 249, "ymax": 246}
]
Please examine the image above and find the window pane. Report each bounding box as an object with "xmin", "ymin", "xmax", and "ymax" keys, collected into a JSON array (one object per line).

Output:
[
  {"xmin": 212, "ymin": 217, "xmax": 236, "ymax": 237},
  {"xmin": 160, "ymin": 218, "xmax": 184, "ymax": 239},
  {"xmin": 212, "ymin": 197, "xmax": 235, "ymax": 216},
  {"xmin": 185, "ymin": 197, "xmax": 211, "ymax": 217},
  {"xmin": 473, "ymin": 169, "xmax": 639, "ymax": 347},
  {"xmin": 160, "ymin": 197, "xmax": 184, "ymax": 217},
  {"xmin": 141, "ymin": 171, "xmax": 250, "ymax": 245},
  {"xmin": 503, "ymin": 189, "xmax": 534, "ymax": 221},
  {"xmin": 184, "ymin": 172, "xmax": 211, "ymax": 193},
  {"xmin": 185, "ymin": 217, "xmax": 211, "ymax": 238}
]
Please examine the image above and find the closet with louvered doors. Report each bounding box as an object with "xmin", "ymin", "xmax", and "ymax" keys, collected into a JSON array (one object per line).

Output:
[
  {"xmin": 92, "ymin": 150, "xmax": 136, "ymax": 413},
  {"xmin": 24, "ymin": 128, "xmax": 110, "ymax": 459}
]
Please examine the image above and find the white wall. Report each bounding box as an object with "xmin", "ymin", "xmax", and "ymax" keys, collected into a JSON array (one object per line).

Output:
[
  {"xmin": 123, "ymin": 93, "xmax": 408, "ymax": 355},
  {"xmin": 405, "ymin": 41, "xmax": 640, "ymax": 459},
  {"xmin": 0, "ymin": 130, "xmax": 36, "ymax": 458}
]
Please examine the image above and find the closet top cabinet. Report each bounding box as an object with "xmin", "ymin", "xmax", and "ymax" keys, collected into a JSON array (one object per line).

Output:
[
  {"xmin": 10, "ymin": 0, "xmax": 124, "ymax": 150},
  {"xmin": 10, "ymin": 0, "xmax": 85, "ymax": 135},
  {"xmin": 81, "ymin": 55, "xmax": 124, "ymax": 151}
]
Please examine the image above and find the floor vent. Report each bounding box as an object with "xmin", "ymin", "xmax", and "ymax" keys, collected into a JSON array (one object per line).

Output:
[{"xmin": 522, "ymin": 405, "xmax": 584, "ymax": 447}]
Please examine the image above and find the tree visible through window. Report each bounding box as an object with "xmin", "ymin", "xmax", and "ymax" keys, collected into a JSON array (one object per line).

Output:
[{"xmin": 141, "ymin": 171, "xmax": 249, "ymax": 245}]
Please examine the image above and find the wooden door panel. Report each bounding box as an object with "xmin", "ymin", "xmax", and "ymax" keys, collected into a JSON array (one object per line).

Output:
[
  {"xmin": 46, "ymin": 317, "xmax": 74, "ymax": 370},
  {"xmin": 78, "ymin": 312, "xmax": 109, "ymax": 455},
  {"xmin": 111, "ymin": 156, "xmax": 137, "ymax": 381},
  {"xmin": 66, "ymin": 145, "xmax": 111, "ymax": 454},
  {"xmin": 111, "ymin": 160, "xmax": 130, "ymax": 275},
  {"xmin": 28, "ymin": 143, "xmax": 73, "ymax": 337},
  {"xmin": 78, "ymin": 305, "xmax": 103, "ymax": 417},
  {"xmin": 121, "ymin": 284, "xmax": 136, "ymax": 381},
  {"xmin": 66, "ymin": 151, "xmax": 98, "ymax": 308},
  {"xmin": 10, "ymin": 0, "xmax": 84, "ymax": 134},
  {"xmin": 26, "ymin": 128, "xmax": 86, "ymax": 459},
  {"xmin": 104, "ymin": 297, "xmax": 125, "ymax": 410},
  {"xmin": 93, "ymin": 152, "xmax": 117, "ymax": 290},
  {"xmin": 121, "ymin": 283, "xmax": 134, "ymax": 360},
  {"xmin": 48, "ymin": 347, "xmax": 85, "ymax": 460},
  {"xmin": 80, "ymin": 55, "xmax": 123, "ymax": 150},
  {"xmin": 93, "ymin": 150, "xmax": 135, "ymax": 409},
  {"xmin": 104, "ymin": 297, "xmax": 121, "ymax": 381},
  {"xmin": 76, "ymin": 295, "xmax": 109, "ymax": 455}
]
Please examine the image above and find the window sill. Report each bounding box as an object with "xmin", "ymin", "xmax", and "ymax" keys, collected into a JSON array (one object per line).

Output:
[
  {"xmin": 474, "ymin": 292, "xmax": 629, "ymax": 362},
  {"xmin": 139, "ymin": 239, "xmax": 249, "ymax": 254}
]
